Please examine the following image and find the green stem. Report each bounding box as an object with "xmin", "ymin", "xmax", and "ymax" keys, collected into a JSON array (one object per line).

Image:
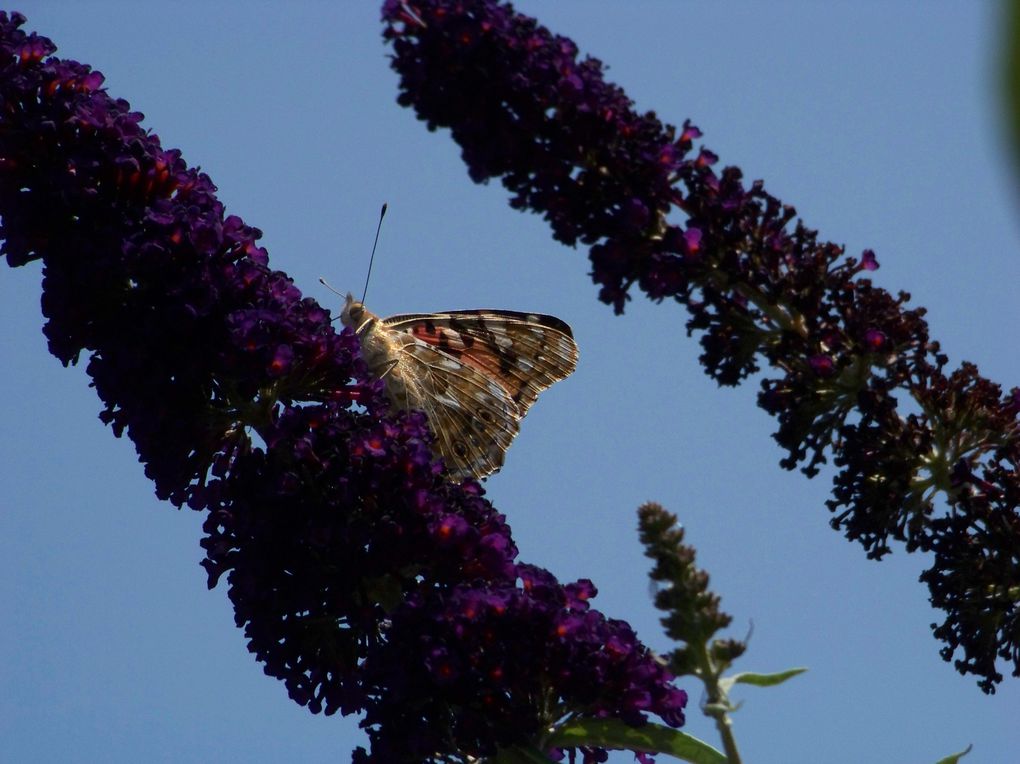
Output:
[{"xmin": 692, "ymin": 641, "xmax": 742, "ymax": 764}]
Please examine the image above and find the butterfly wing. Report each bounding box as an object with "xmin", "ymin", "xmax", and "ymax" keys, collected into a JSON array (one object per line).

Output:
[
  {"xmin": 377, "ymin": 325, "xmax": 521, "ymax": 478},
  {"xmin": 383, "ymin": 310, "xmax": 579, "ymax": 416},
  {"xmin": 360, "ymin": 309, "xmax": 578, "ymax": 480}
]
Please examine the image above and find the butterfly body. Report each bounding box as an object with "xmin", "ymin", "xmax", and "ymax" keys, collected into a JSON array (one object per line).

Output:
[{"xmin": 340, "ymin": 294, "xmax": 578, "ymax": 479}]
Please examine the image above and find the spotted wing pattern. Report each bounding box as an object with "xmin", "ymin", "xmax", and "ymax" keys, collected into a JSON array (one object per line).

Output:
[{"xmin": 378, "ymin": 310, "xmax": 579, "ymax": 479}]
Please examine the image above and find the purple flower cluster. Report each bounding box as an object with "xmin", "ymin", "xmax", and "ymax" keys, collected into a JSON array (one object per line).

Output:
[
  {"xmin": 356, "ymin": 566, "xmax": 685, "ymax": 761},
  {"xmin": 0, "ymin": 11, "xmax": 687, "ymax": 759},
  {"xmin": 383, "ymin": 0, "xmax": 1020, "ymax": 692}
]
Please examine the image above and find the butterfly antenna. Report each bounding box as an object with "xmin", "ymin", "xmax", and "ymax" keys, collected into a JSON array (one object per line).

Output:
[
  {"xmin": 318, "ymin": 276, "xmax": 344, "ymax": 297},
  {"xmin": 361, "ymin": 202, "xmax": 388, "ymax": 304}
]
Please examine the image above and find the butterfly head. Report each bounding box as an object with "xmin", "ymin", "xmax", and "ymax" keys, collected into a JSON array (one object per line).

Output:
[
  {"xmin": 340, "ymin": 289, "xmax": 381, "ymax": 332},
  {"xmin": 340, "ymin": 293, "xmax": 370, "ymax": 330}
]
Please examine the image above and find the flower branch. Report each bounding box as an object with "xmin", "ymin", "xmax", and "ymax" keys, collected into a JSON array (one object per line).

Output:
[{"xmin": 382, "ymin": 0, "xmax": 1020, "ymax": 693}]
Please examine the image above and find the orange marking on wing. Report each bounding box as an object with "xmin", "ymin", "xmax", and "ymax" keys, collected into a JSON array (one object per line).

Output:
[{"xmin": 410, "ymin": 324, "xmax": 524, "ymax": 398}]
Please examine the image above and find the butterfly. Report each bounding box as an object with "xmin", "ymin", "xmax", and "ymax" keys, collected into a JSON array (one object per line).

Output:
[{"xmin": 340, "ymin": 293, "xmax": 579, "ymax": 479}]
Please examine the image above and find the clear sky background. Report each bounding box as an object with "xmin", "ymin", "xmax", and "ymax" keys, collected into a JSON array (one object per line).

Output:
[{"xmin": 2, "ymin": 3, "xmax": 1018, "ymax": 763}]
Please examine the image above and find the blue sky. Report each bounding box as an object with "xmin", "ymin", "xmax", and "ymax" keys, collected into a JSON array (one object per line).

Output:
[{"xmin": 2, "ymin": 3, "xmax": 1018, "ymax": 762}]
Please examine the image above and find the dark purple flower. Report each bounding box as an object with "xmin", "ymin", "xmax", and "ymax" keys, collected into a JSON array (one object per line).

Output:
[
  {"xmin": 808, "ymin": 354, "xmax": 835, "ymax": 377},
  {"xmin": 863, "ymin": 328, "xmax": 886, "ymax": 351},
  {"xmin": 267, "ymin": 344, "xmax": 294, "ymax": 376},
  {"xmin": 682, "ymin": 227, "xmax": 703, "ymax": 259}
]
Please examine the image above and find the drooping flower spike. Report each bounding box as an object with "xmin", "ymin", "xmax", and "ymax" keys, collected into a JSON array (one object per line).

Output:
[
  {"xmin": 383, "ymin": 0, "xmax": 1020, "ymax": 692},
  {"xmin": 0, "ymin": 11, "xmax": 687, "ymax": 760}
]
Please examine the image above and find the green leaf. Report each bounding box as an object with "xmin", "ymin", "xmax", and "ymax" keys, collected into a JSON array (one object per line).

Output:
[
  {"xmin": 548, "ymin": 718, "xmax": 727, "ymax": 764},
  {"xmin": 934, "ymin": 743, "xmax": 973, "ymax": 764},
  {"xmin": 719, "ymin": 667, "xmax": 807, "ymax": 692}
]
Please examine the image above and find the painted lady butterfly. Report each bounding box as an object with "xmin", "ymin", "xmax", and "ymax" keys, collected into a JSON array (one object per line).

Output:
[{"xmin": 340, "ymin": 293, "xmax": 579, "ymax": 479}]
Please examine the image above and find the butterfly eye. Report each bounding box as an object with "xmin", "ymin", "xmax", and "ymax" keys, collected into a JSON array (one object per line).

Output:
[{"xmin": 349, "ymin": 304, "xmax": 364, "ymax": 321}]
